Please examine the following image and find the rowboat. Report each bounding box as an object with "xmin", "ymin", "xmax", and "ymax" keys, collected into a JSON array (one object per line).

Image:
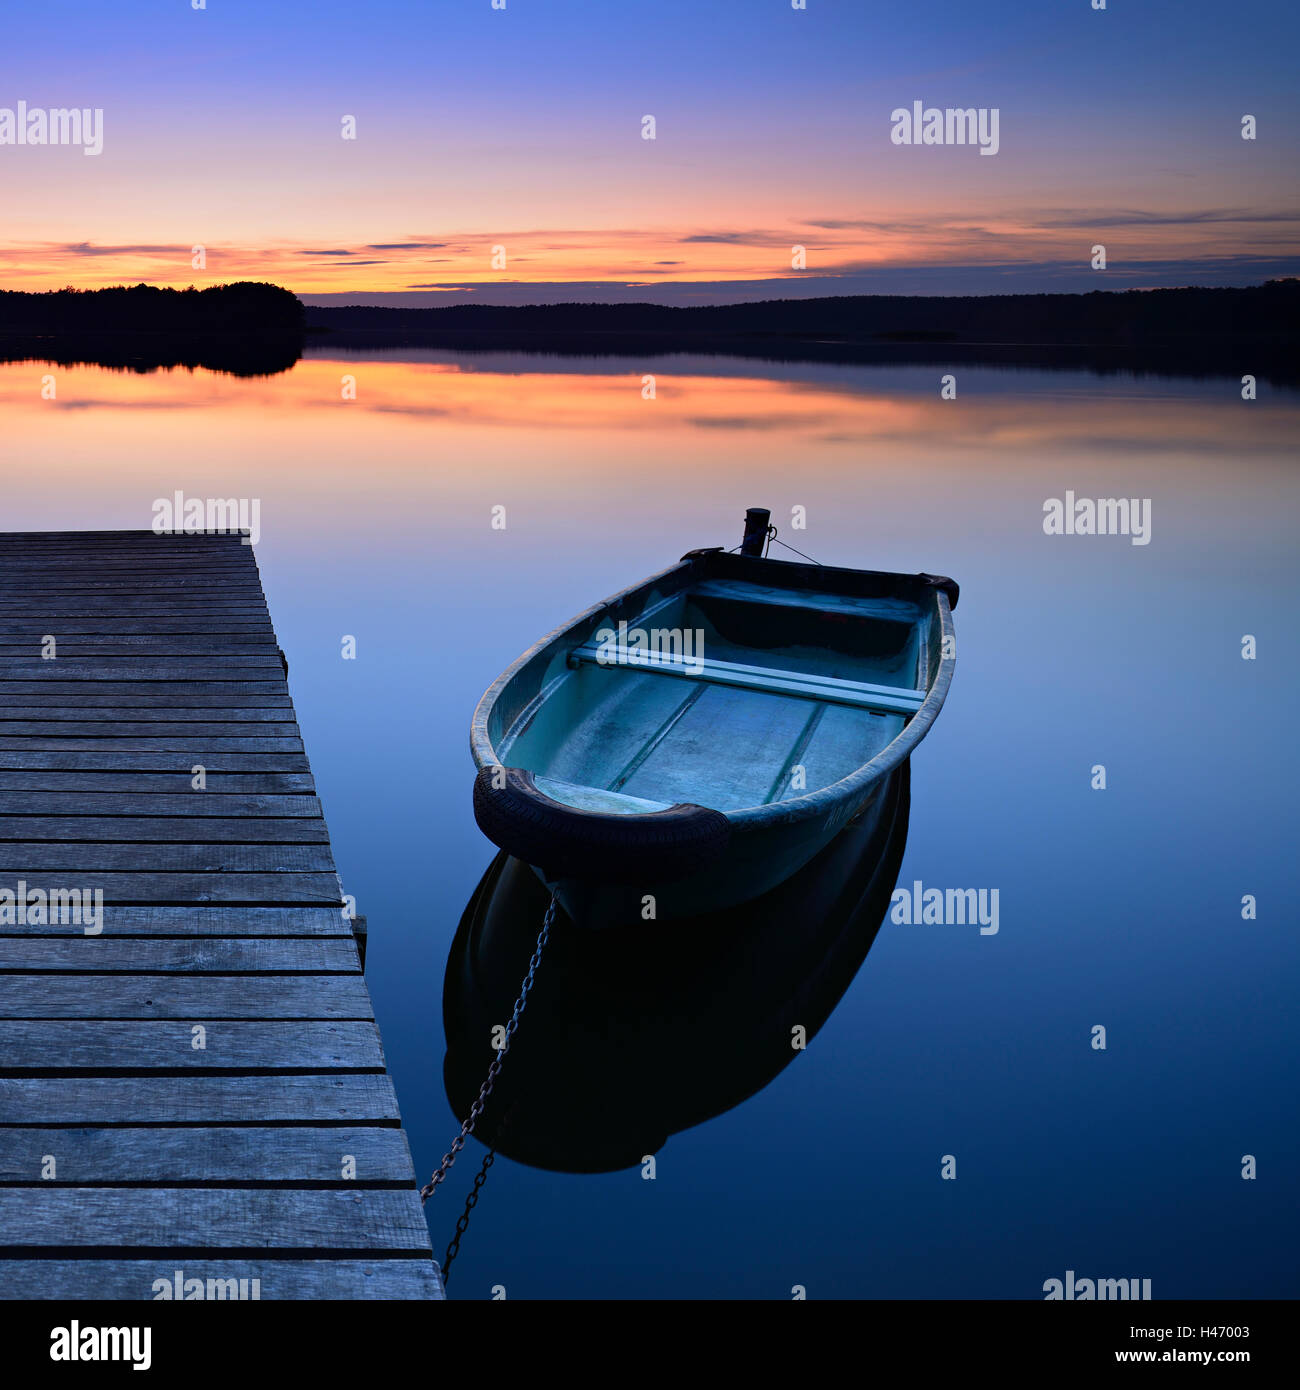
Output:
[{"xmin": 471, "ymin": 514, "xmax": 957, "ymax": 927}]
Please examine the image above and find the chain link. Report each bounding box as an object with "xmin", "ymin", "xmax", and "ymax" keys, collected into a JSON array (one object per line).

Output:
[
  {"xmin": 441, "ymin": 1101, "xmax": 518, "ymax": 1286},
  {"xmin": 419, "ymin": 893, "xmax": 556, "ymax": 1204}
]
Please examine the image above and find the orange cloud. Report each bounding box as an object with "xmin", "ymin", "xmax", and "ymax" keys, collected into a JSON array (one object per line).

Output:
[{"xmin": 1, "ymin": 208, "xmax": 1296, "ymax": 293}]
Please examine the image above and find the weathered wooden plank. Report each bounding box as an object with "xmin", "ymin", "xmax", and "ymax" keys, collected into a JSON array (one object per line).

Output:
[
  {"xmin": 0, "ymin": 681, "xmax": 287, "ymax": 697},
  {"xmin": 0, "ymin": 816, "xmax": 329, "ymax": 843},
  {"xmin": 0, "ymin": 603, "xmax": 272, "ymax": 614},
  {"xmin": 0, "ymin": 728, "xmax": 303, "ymax": 750},
  {"xmin": 0, "ymin": 532, "xmax": 248, "ymax": 542},
  {"xmin": 0, "ymin": 1127, "xmax": 413, "ymax": 1183},
  {"xmin": 0, "ymin": 1020, "xmax": 380, "ymax": 1070},
  {"xmin": 0, "ymin": 728, "xmax": 297, "ymax": 750},
  {"xmin": 0, "ymin": 711, "xmax": 298, "ymax": 726},
  {"xmin": 0, "ymin": 905, "xmax": 353, "ymax": 936},
  {"xmin": 0, "ymin": 1073, "xmax": 400, "ymax": 1124},
  {"xmin": 0, "ymin": 554, "xmax": 253, "ymax": 564},
  {"xmin": 0, "ymin": 660, "xmax": 282, "ymax": 677},
  {"xmin": 0, "ymin": 643, "xmax": 279, "ymax": 658},
  {"xmin": 0, "ymin": 546, "xmax": 253, "ymax": 557},
  {"xmin": 0, "ymin": 871, "xmax": 342, "ymax": 903},
  {"xmin": 0, "ymin": 561, "xmax": 257, "ymax": 572},
  {"xmin": 0, "ymin": 534, "xmax": 251, "ymax": 546},
  {"xmin": 0, "ymin": 1187, "xmax": 431, "ymax": 1250},
  {"xmin": 0, "ymin": 639, "xmax": 275, "ymax": 650},
  {"xmin": 0, "ymin": 792, "xmax": 320, "ymax": 815},
  {"xmin": 0, "ymin": 756, "xmax": 308, "ymax": 778},
  {"xmin": 0, "ymin": 576, "xmax": 264, "ymax": 585},
  {"xmin": 0, "ymin": 555, "xmax": 253, "ymax": 565},
  {"xmin": 0, "ymin": 623, "xmax": 277, "ymax": 636},
  {"xmin": 0, "ymin": 584, "xmax": 267, "ymax": 598},
  {"xmin": 3, "ymin": 552, "xmax": 256, "ymax": 560},
  {"xmin": 0, "ymin": 565, "xmax": 263, "ymax": 575},
  {"xmin": 0, "ymin": 1019, "xmax": 380, "ymax": 1070},
  {"xmin": 0, "ymin": 976, "xmax": 369, "ymax": 1019},
  {"xmin": 0, "ymin": 772, "xmax": 313, "ymax": 791},
  {"xmin": 0, "ymin": 586, "xmax": 263, "ymax": 595},
  {"xmin": 0, "ymin": 571, "xmax": 258, "ymax": 579},
  {"xmin": 0, "ymin": 599, "xmax": 269, "ymax": 614},
  {"xmin": 0, "ymin": 546, "xmax": 251, "ymax": 555},
  {"xmin": 0, "ymin": 595, "xmax": 264, "ymax": 606},
  {"xmin": 0, "ymin": 938, "xmax": 359, "ymax": 972},
  {"xmin": 0, "ymin": 738, "xmax": 305, "ymax": 752},
  {"xmin": 0, "ymin": 549, "xmax": 253, "ymax": 560},
  {"xmin": 0, "ymin": 550, "xmax": 258, "ymax": 561},
  {"xmin": 0, "ymin": 842, "xmax": 334, "ymax": 872},
  {"xmin": 1, "ymin": 647, "xmax": 275, "ymax": 657},
  {"xmin": 0, "ymin": 572, "xmax": 259, "ymax": 581},
  {"xmin": 0, "ymin": 527, "xmax": 246, "ymax": 536},
  {"xmin": 0, "ymin": 564, "xmax": 257, "ymax": 575},
  {"xmin": 0, "ymin": 676, "xmax": 280, "ymax": 692},
  {"xmin": 0, "ymin": 573, "xmax": 260, "ymax": 584},
  {"xmin": 0, "ymin": 558, "xmax": 255, "ymax": 570},
  {"xmin": 0, "ymin": 574, "xmax": 261, "ymax": 583},
  {"xmin": 0, "ymin": 1257, "xmax": 441, "ymax": 1299},
  {"xmin": 0, "ymin": 532, "xmax": 246, "ymax": 539},
  {"xmin": 0, "ymin": 695, "xmax": 294, "ymax": 710},
  {"xmin": 0, "ymin": 558, "xmax": 258, "ymax": 568}
]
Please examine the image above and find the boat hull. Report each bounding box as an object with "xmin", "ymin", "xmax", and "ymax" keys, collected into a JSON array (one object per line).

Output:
[
  {"xmin": 537, "ymin": 762, "xmax": 896, "ymax": 925},
  {"xmin": 471, "ymin": 548, "xmax": 956, "ymax": 927}
]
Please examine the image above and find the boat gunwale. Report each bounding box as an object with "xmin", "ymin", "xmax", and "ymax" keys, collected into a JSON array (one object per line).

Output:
[{"xmin": 470, "ymin": 554, "xmax": 955, "ymax": 830}]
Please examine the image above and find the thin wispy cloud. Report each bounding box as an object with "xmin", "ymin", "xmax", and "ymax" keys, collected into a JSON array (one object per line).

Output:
[
  {"xmin": 64, "ymin": 242, "xmax": 186, "ymax": 258},
  {"xmin": 1029, "ymin": 208, "xmax": 1300, "ymax": 229}
]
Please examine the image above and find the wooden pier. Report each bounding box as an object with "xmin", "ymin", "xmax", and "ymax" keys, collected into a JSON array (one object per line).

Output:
[{"xmin": 0, "ymin": 531, "xmax": 442, "ymax": 1300}]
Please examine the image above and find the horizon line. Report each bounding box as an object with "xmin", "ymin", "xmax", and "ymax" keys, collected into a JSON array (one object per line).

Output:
[{"xmin": 4, "ymin": 274, "xmax": 1297, "ymax": 312}]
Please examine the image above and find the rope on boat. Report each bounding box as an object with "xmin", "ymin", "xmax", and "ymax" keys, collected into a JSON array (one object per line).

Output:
[
  {"xmin": 726, "ymin": 525, "xmax": 822, "ymax": 565},
  {"xmin": 765, "ymin": 524, "xmax": 823, "ymax": 565}
]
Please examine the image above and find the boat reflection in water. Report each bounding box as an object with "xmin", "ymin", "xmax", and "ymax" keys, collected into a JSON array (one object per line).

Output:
[{"xmin": 442, "ymin": 761, "xmax": 911, "ymax": 1173}]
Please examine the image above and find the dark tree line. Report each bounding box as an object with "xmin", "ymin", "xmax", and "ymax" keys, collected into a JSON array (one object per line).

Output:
[
  {"xmin": 306, "ymin": 279, "xmax": 1298, "ymax": 345},
  {"xmin": 0, "ymin": 281, "xmax": 305, "ymax": 335}
]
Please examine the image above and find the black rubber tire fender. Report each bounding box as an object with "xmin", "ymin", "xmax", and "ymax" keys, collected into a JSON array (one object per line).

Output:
[{"xmin": 472, "ymin": 766, "xmax": 731, "ymax": 885}]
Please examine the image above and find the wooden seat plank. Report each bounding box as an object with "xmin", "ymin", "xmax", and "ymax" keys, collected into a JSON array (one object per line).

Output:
[{"xmin": 570, "ymin": 640, "xmax": 925, "ymax": 714}]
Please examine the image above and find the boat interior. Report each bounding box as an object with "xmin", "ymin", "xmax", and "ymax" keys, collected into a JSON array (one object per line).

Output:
[{"xmin": 494, "ymin": 575, "xmax": 934, "ymax": 815}]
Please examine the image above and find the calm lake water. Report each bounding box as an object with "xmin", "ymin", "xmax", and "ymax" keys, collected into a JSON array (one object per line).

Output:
[{"xmin": 4, "ymin": 349, "xmax": 1297, "ymax": 1299}]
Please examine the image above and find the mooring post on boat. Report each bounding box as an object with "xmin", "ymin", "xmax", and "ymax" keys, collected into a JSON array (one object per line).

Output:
[{"xmin": 741, "ymin": 506, "xmax": 771, "ymax": 556}]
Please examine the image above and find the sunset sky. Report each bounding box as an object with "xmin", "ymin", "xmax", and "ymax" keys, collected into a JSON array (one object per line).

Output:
[{"xmin": 1, "ymin": 0, "xmax": 1297, "ymax": 303}]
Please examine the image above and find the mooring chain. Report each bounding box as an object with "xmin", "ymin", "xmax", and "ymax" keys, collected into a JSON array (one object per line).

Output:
[
  {"xmin": 419, "ymin": 893, "xmax": 557, "ymax": 1204},
  {"xmin": 441, "ymin": 1100, "xmax": 517, "ymax": 1286},
  {"xmin": 442, "ymin": 1147, "xmax": 496, "ymax": 1281}
]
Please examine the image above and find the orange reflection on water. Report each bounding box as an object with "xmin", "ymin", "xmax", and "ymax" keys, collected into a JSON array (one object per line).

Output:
[{"xmin": 2, "ymin": 355, "xmax": 1295, "ymax": 456}]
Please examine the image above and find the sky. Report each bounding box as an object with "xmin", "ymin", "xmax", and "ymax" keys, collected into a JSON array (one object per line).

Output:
[{"xmin": 1, "ymin": 0, "xmax": 1297, "ymax": 304}]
